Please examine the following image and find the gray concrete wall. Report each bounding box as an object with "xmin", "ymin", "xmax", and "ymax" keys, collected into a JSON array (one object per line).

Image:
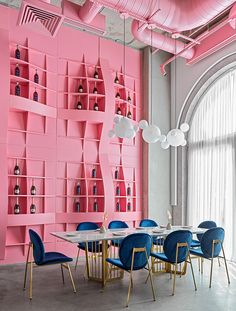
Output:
[{"xmin": 142, "ymin": 47, "xmax": 171, "ymax": 226}]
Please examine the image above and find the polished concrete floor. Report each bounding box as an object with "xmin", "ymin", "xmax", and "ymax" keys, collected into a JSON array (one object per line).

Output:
[{"xmin": 0, "ymin": 258, "xmax": 236, "ymax": 311}]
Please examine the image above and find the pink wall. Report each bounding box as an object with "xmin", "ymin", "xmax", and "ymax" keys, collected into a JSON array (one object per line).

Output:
[{"xmin": 0, "ymin": 5, "xmax": 143, "ymax": 264}]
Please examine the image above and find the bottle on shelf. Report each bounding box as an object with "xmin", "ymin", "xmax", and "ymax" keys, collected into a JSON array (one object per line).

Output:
[
  {"xmin": 116, "ymin": 92, "xmax": 121, "ymax": 99},
  {"xmin": 127, "ymin": 111, "xmax": 132, "ymax": 119},
  {"xmin": 92, "ymin": 167, "xmax": 96, "ymax": 178},
  {"xmin": 76, "ymin": 183, "xmax": 81, "ymax": 195},
  {"xmin": 14, "ymin": 164, "xmax": 20, "ymax": 175},
  {"xmin": 15, "ymin": 45, "xmax": 20, "ymax": 59},
  {"xmin": 127, "ymin": 183, "xmax": 131, "ymax": 196},
  {"xmin": 78, "ymin": 80, "xmax": 83, "ymax": 93},
  {"xmin": 93, "ymin": 182, "xmax": 97, "ymax": 195},
  {"xmin": 14, "ymin": 184, "xmax": 20, "ymax": 195},
  {"xmin": 31, "ymin": 184, "xmax": 36, "ymax": 195},
  {"xmin": 75, "ymin": 201, "xmax": 80, "ymax": 212},
  {"xmin": 93, "ymin": 101, "xmax": 99, "ymax": 111},
  {"xmin": 116, "ymin": 200, "xmax": 120, "ymax": 212},
  {"xmin": 14, "ymin": 203, "xmax": 20, "ymax": 214},
  {"xmin": 114, "ymin": 72, "xmax": 119, "ymax": 84},
  {"xmin": 93, "ymin": 83, "xmax": 98, "ymax": 94},
  {"xmin": 33, "ymin": 88, "xmax": 38, "ymax": 102},
  {"xmin": 114, "ymin": 167, "xmax": 119, "ymax": 180},
  {"xmin": 15, "ymin": 64, "xmax": 20, "ymax": 77},
  {"xmin": 116, "ymin": 106, "xmax": 122, "ymax": 115},
  {"xmin": 76, "ymin": 100, "xmax": 82, "ymax": 110},
  {"xmin": 30, "ymin": 203, "xmax": 36, "ymax": 214},
  {"xmin": 34, "ymin": 69, "xmax": 39, "ymax": 84},
  {"xmin": 94, "ymin": 66, "xmax": 99, "ymax": 79},
  {"xmin": 93, "ymin": 199, "xmax": 98, "ymax": 212},
  {"xmin": 116, "ymin": 184, "xmax": 120, "ymax": 196},
  {"xmin": 127, "ymin": 200, "xmax": 131, "ymax": 211},
  {"xmin": 15, "ymin": 82, "xmax": 20, "ymax": 96},
  {"xmin": 127, "ymin": 92, "xmax": 132, "ymax": 103}
]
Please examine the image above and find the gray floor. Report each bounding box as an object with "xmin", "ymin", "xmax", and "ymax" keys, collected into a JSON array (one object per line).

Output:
[{"xmin": 0, "ymin": 258, "xmax": 236, "ymax": 311}]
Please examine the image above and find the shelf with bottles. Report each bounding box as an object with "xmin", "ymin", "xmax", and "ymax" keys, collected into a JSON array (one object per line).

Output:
[
  {"xmin": 88, "ymin": 197, "xmax": 104, "ymax": 213},
  {"xmin": 72, "ymin": 198, "xmax": 87, "ymax": 213}
]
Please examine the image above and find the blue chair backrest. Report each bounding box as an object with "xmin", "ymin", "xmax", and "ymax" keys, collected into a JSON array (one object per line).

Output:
[
  {"xmin": 119, "ymin": 233, "xmax": 152, "ymax": 271},
  {"xmin": 29, "ymin": 229, "xmax": 45, "ymax": 265},
  {"xmin": 163, "ymin": 230, "xmax": 192, "ymax": 263},
  {"xmin": 201, "ymin": 227, "xmax": 224, "ymax": 258},
  {"xmin": 139, "ymin": 219, "xmax": 158, "ymax": 227},
  {"xmin": 76, "ymin": 222, "xmax": 99, "ymax": 231},
  {"xmin": 197, "ymin": 220, "xmax": 217, "ymax": 241},
  {"xmin": 108, "ymin": 220, "xmax": 129, "ymax": 229}
]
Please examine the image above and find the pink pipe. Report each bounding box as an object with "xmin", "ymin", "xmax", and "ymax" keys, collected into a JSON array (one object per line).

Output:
[
  {"xmin": 132, "ymin": 20, "xmax": 195, "ymax": 60},
  {"xmin": 78, "ymin": 0, "xmax": 103, "ymax": 24},
  {"xmin": 79, "ymin": 0, "xmax": 235, "ymax": 31}
]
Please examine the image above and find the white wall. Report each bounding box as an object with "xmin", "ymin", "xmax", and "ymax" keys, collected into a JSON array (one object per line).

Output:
[{"xmin": 143, "ymin": 48, "xmax": 172, "ymax": 226}]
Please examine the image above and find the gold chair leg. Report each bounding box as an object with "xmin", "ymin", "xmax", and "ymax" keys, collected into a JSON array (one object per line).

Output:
[
  {"xmin": 75, "ymin": 248, "xmax": 80, "ymax": 270},
  {"xmin": 126, "ymin": 250, "xmax": 135, "ymax": 307},
  {"xmin": 188, "ymin": 254, "xmax": 197, "ymax": 291},
  {"xmin": 23, "ymin": 244, "xmax": 31, "ymax": 290},
  {"xmin": 201, "ymin": 258, "xmax": 204, "ymax": 274},
  {"xmin": 67, "ymin": 264, "xmax": 76, "ymax": 293},
  {"xmin": 85, "ymin": 243, "xmax": 90, "ymax": 279},
  {"xmin": 145, "ymin": 251, "xmax": 156, "ymax": 301},
  {"xmin": 29, "ymin": 260, "xmax": 33, "ymax": 300},
  {"xmin": 221, "ymin": 244, "xmax": 230, "ymax": 285},
  {"xmin": 217, "ymin": 257, "xmax": 221, "ymax": 267},
  {"xmin": 198, "ymin": 257, "xmax": 200, "ymax": 272},
  {"xmin": 172, "ymin": 263, "xmax": 177, "ymax": 296},
  {"xmin": 61, "ymin": 264, "xmax": 65, "ymax": 284},
  {"xmin": 209, "ymin": 241, "xmax": 215, "ymax": 288}
]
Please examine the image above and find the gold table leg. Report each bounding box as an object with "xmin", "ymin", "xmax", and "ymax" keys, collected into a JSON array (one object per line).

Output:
[{"xmin": 102, "ymin": 240, "xmax": 108, "ymax": 287}]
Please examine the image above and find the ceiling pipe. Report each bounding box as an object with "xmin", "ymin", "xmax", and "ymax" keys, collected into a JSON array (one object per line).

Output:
[
  {"xmin": 131, "ymin": 20, "xmax": 195, "ymax": 60},
  {"xmin": 78, "ymin": 0, "xmax": 103, "ymax": 24}
]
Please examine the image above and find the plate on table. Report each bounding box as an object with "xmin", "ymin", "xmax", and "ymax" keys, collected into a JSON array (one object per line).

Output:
[
  {"xmin": 160, "ymin": 225, "xmax": 166, "ymax": 229},
  {"xmin": 135, "ymin": 227, "xmax": 145, "ymax": 230},
  {"xmin": 152, "ymin": 228, "xmax": 165, "ymax": 234},
  {"xmin": 66, "ymin": 233, "xmax": 77, "ymax": 237},
  {"xmin": 112, "ymin": 231, "xmax": 127, "ymax": 236},
  {"xmin": 181, "ymin": 225, "xmax": 193, "ymax": 229}
]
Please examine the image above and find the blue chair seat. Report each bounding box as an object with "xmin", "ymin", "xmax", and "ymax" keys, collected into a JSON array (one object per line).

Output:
[
  {"xmin": 40, "ymin": 252, "xmax": 73, "ymax": 265},
  {"xmin": 106, "ymin": 258, "xmax": 126, "ymax": 270},
  {"xmin": 190, "ymin": 247, "xmax": 208, "ymax": 259},
  {"xmin": 150, "ymin": 252, "xmax": 169, "ymax": 262},
  {"xmin": 191, "ymin": 239, "xmax": 201, "ymax": 248},
  {"xmin": 78, "ymin": 242, "xmax": 103, "ymax": 253}
]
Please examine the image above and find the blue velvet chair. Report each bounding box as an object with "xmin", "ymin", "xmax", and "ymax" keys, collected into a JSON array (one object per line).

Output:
[
  {"xmin": 75, "ymin": 222, "xmax": 102, "ymax": 274},
  {"xmin": 139, "ymin": 218, "xmax": 163, "ymax": 246},
  {"xmin": 150, "ymin": 230, "xmax": 196, "ymax": 295},
  {"xmin": 190, "ymin": 227, "xmax": 230, "ymax": 288},
  {"xmin": 108, "ymin": 220, "xmax": 129, "ymax": 247},
  {"xmin": 106, "ymin": 233, "xmax": 156, "ymax": 307},
  {"xmin": 23, "ymin": 229, "xmax": 76, "ymax": 299},
  {"xmin": 191, "ymin": 220, "xmax": 217, "ymax": 248}
]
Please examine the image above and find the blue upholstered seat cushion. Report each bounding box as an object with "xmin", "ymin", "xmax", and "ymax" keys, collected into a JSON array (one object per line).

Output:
[
  {"xmin": 150, "ymin": 252, "xmax": 169, "ymax": 263},
  {"xmin": 191, "ymin": 239, "xmax": 201, "ymax": 248},
  {"xmin": 189, "ymin": 248, "xmax": 205, "ymax": 258},
  {"xmin": 39, "ymin": 252, "xmax": 73, "ymax": 265},
  {"xmin": 78, "ymin": 242, "xmax": 103, "ymax": 253},
  {"xmin": 106, "ymin": 258, "xmax": 126, "ymax": 270}
]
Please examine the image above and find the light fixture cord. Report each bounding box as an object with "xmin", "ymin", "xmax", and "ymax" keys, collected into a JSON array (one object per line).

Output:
[
  {"xmin": 123, "ymin": 15, "xmax": 126, "ymax": 79},
  {"xmin": 150, "ymin": 28, "xmax": 153, "ymax": 125}
]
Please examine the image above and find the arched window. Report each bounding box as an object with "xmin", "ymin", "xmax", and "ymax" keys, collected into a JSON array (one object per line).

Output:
[{"xmin": 188, "ymin": 67, "xmax": 236, "ymax": 261}]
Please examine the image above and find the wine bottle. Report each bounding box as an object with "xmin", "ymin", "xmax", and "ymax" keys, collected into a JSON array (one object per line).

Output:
[
  {"xmin": 127, "ymin": 201, "xmax": 131, "ymax": 211},
  {"xmin": 30, "ymin": 203, "xmax": 36, "ymax": 214},
  {"xmin": 33, "ymin": 89, "xmax": 38, "ymax": 102},
  {"xmin": 116, "ymin": 107, "xmax": 122, "ymax": 115},
  {"xmin": 31, "ymin": 185, "xmax": 36, "ymax": 195},
  {"xmin": 114, "ymin": 167, "xmax": 119, "ymax": 180},
  {"xmin": 15, "ymin": 82, "xmax": 20, "ymax": 96},
  {"xmin": 127, "ymin": 111, "xmax": 132, "ymax": 119},
  {"xmin": 34, "ymin": 69, "xmax": 39, "ymax": 84},
  {"xmin": 93, "ymin": 85, "xmax": 98, "ymax": 94},
  {"xmin": 14, "ymin": 184, "xmax": 20, "ymax": 195},
  {"xmin": 116, "ymin": 185, "xmax": 120, "ymax": 196},
  {"xmin": 93, "ymin": 102, "xmax": 99, "ymax": 111},
  {"xmin": 78, "ymin": 83, "xmax": 83, "ymax": 93},
  {"xmin": 14, "ymin": 164, "xmax": 20, "ymax": 175},
  {"xmin": 94, "ymin": 67, "xmax": 99, "ymax": 79},
  {"xmin": 76, "ymin": 101, "xmax": 82, "ymax": 110},
  {"xmin": 92, "ymin": 168, "xmax": 96, "ymax": 178},
  {"xmin": 127, "ymin": 184, "xmax": 131, "ymax": 196},
  {"xmin": 116, "ymin": 92, "xmax": 121, "ymax": 99},
  {"xmin": 114, "ymin": 72, "xmax": 119, "ymax": 84},
  {"xmin": 15, "ymin": 45, "xmax": 20, "ymax": 59},
  {"xmin": 76, "ymin": 183, "xmax": 81, "ymax": 195},
  {"xmin": 15, "ymin": 64, "xmax": 20, "ymax": 77},
  {"xmin": 93, "ymin": 199, "xmax": 98, "ymax": 212},
  {"xmin": 14, "ymin": 203, "xmax": 20, "ymax": 214},
  {"xmin": 116, "ymin": 200, "xmax": 120, "ymax": 212},
  {"xmin": 75, "ymin": 201, "xmax": 80, "ymax": 212},
  {"xmin": 127, "ymin": 92, "xmax": 131, "ymax": 103},
  {"xmin": 93, "ymin": 183, "xmax": 97, "ymax": 195}
]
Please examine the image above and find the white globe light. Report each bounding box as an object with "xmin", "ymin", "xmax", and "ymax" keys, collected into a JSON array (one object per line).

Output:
[
  {"xmin": 142, "ymin": 125, "xmax": 161, "ymax": 143},
  {"xmin": 133, "ymin": 124, "xmax": 139, "ymax": 132},
  {"xmin": 159, "ymin": 135, "xmax": 166, "ymax": 143},
  {"xmin": 108, "ymin": 129, "xmax": 115, "ymax": 138},
  {"xmin": 167, "ymin": 129, "xmax": 184, "ymax": 147},
  {"xmin": 120, "ymin": 117, "xmax": 133, "ymax": 131},
  {"xmin": 113, "ymin": 116, "xmax": 120, "ymax": 124},
  {"xmin": 180, "ymin": 123, "xmax": 190, "ymax": 133},
  {"xmin": 139, "ymin": 119, "xmax": 149, "ymax": 130},
  {"xmin": 181, "ymin": 139, "xmax": 187, "ymax": 146},
  {"xmin": 161, "ymin": 141, "xmax": 170, "ymax": 149},
  {"xmin": 114, "ymin": 123, "xmax": 126, "ymax": 138},
  {"xmin": 126, "ymin": 128, "xmax": 136, "ymax": 139}
]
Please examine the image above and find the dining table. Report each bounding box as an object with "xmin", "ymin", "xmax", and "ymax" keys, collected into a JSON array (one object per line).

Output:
[{"xmin": 51, "ymin": 226, "xmax": 206, "ymax": 286}]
